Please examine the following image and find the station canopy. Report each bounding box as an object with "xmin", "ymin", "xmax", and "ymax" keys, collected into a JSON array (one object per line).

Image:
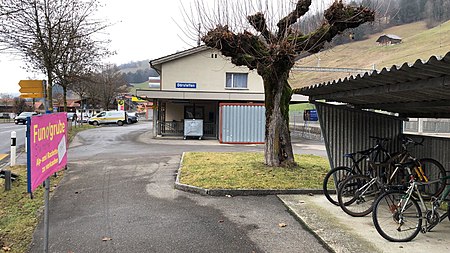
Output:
[{"xmin": 297, "ymin": 52, "xmax": 450, "ymax": 118}]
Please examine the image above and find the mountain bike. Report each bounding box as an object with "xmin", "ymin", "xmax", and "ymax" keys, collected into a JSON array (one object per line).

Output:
[
  {"xmin": 372, "ymin": 160, "xmax": 450, "ymax": 242},
  {"xmin": 323, "ymin": 136, "xmax": 393, "ymax": 206},
  {"xmin": 336, "ymin": 137, "xmax": 446, "ymax": 217}
]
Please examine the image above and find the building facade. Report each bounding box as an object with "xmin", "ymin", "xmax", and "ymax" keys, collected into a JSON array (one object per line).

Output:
[{"xmin": 138, "ymin": 46, "xmax": 307, "ymax": 141}]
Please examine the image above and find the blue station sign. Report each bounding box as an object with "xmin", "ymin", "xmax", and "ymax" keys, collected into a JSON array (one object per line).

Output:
[
  {"xmin": 176, "ymin": 82, "xmax": 197, "ymax": 89},
  {"xmin": 303, "ymin": 109, "xmax": 318, "ymax": 121}
]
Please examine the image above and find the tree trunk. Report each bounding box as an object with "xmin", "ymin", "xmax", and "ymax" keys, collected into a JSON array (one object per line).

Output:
[
  {"xmin": 63, "ymin": 84, "xmax": 68, "ymax": 112},
  {"xmin": 46, "ymin": 71, "xmax": 53, "ymax": 113},
  {"xmin": 263, "ymin": 71, "xmax": 295, "ymax": 167}
]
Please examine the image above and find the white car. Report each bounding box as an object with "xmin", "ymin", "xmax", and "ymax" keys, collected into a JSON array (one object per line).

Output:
[{"xmin": 88, "ymin": 111, "xmax": 127, "ymax": 126}]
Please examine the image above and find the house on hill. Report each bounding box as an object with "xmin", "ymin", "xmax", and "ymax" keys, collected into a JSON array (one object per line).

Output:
[
  {"xmin": 376, "ymin": 34, "xmax": 402, "ymax": 45},
  {"xmin": 137, "ymin": 45, "xmax": 307, "ymax": 142}
]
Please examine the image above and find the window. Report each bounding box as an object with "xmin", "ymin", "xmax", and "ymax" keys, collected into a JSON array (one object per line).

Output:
[
  {"xmin": 185, "ymin": 106, "xmax": 204, "ymax": 119},
  {"xmin": 226, "ymin": 73, "xmax": 248, "ymax": 89}
]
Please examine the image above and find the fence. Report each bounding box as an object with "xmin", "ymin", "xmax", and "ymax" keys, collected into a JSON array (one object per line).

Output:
[
  {"xmin": 291, "ymin": 113, "xmax": 450, "ymax": 141},
  {"xmin": 289, "ymin": 111, "xmax": 323, "ymax": 141},
  {"xmin": 0, "ymin": 118, "xmax": 13, "ymax": 123}
]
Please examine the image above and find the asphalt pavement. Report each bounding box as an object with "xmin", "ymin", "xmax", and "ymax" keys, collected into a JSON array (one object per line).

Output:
[{"xmin": 25, "ymin": 122, "xmax": 330, "ymax": 253}]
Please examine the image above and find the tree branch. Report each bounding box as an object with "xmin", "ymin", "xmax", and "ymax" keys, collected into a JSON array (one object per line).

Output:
[
  {"xmin": 202, "ymin": 25, "xmax": 269, "ymax": 70},
  {"xmin": 293, "ymin": 1, "xmax": 374, "ymax": 54},
  {"xmin": 247, "ymin": 12, "xmax": 276, "ymax": 42},
  {"xmin": 277, "ymin": 0, "xmax": 311, "ymax": 39}
]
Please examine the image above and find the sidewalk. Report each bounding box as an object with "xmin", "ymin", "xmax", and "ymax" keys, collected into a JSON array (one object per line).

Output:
[{"xmin": 279, "ymin": 194, "xmax": 450, "ymax": 253}]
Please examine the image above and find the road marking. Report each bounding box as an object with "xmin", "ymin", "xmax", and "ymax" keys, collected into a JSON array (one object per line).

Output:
[{"xmin": 0, "ymin": 153, "xmax": 8, "ymax": 161}]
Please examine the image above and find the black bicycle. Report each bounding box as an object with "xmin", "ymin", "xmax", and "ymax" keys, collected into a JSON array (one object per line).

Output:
[
  {"xmin": 323, "ymin": 136, "xmax": 393, "ymax": 206},
  {"xmin": 337, "ymin": 137, "xmax": 446, "ymax": 217}
]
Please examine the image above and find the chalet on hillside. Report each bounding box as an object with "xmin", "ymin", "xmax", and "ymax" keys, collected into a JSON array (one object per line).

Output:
[{"xmin": 376, "ymin": 34, "xmax": 402, "ymax": 45}]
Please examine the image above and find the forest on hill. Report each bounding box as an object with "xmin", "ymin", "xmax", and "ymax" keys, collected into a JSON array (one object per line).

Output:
[{"xmin": 118, "ymin": 60, "xmax": 158, "ymax": 84}]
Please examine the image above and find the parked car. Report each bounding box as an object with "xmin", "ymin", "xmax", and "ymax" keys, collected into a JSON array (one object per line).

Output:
[
  {"xmin": 88, "ymin": 111, "xmax": 127, "ymax": 126},
  {"xmin": 0, "ymin": 113, "xmax": 11, "ymax": 119},
  {"xmin": 67, "ymin": 112, "xmax": 76, "ymax": 121},
  {"xmin": 14, "ymin": 112, "xmax": 38, "ymax": 124},
  {"xmin": 127, "ymin": 112, "xmax": 139, "ymax": 124}
]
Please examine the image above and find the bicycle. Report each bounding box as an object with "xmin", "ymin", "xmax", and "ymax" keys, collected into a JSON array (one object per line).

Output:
[
  {"xmin": 336, "ymin": 137, "xmax": 446, "ymax": 217},
  {"xmin": 372, "ymin": 160, "xmax": 450, "ymax": 242},
  {"xmin": 322, "ymin": 136, "xmax": 393, "ymax": 206}
]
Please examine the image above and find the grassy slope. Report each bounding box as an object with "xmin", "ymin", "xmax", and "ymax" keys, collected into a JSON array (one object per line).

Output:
[
  {"xmin": 128, "ymin": 81, "xmax": 153, "ymax": 94},
  {"xmin": 290, "ymin": 21, "xmax": 450, "ymax": 88}
]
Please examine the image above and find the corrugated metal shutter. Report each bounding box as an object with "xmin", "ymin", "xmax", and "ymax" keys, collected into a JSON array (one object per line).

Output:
[{"xmin": 220, "ymin": 103, "xmax": 265, "ymax": 144}]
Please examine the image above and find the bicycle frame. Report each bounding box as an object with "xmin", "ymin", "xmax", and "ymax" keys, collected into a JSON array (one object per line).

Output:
[{"xmin": 399, "ymin": 174, "xmax": 450, "ymax": 233}]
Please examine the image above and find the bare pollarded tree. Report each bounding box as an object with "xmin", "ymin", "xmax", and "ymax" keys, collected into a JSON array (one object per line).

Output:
[
  {"xmin": 186, "ymin": 0, "xmax": 374, "ymax": 167},
  {"xmin": 0, "ymin": 0, "xmax": 109, "ymax": 111}
]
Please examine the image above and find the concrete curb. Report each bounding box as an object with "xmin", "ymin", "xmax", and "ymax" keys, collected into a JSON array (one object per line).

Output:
[
  {"xmin": 279, "ymin": 197, "xmax": 336, "ymax": 253},
  {"xmin": 174, "ymin": 152, "xmax": 325, "ymax": 196}
]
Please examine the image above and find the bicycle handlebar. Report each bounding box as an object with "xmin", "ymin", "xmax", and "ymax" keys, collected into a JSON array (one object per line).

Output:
[
  {"xmin": 369, "ymin": 136, "xmax": 391, "ymax": 144},
  {"xmin": 401, "ymin": 135, "xmax": 424, "ymax": 147}
]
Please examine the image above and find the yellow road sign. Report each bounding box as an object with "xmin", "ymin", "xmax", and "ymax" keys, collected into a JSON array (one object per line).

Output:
[
  {"xmin": 132, "ymin": 96, "xmax": 147, "ymax": 102},
  {"xmin": 19, "ymin": 80, "xmax": 44, "ymax": 88},
  {"xmin": 20, "ymin": 86, "xmax": 43, "ymax": 93},
  {"xmin": 20, "ymin": 93, "xmax": 43, "ymax": 99}
]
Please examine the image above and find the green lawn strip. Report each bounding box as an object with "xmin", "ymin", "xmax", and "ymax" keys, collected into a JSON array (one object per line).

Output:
[
  {"xmin": 180, "ymin": 152, "xmax": 329, "ymax": 189},
  {"xmin": 68, "ymin": 124, "xmax": 94, "ymax": 142},
  {"xmin": 0, "ymin": 166, "xmax": 64, "ymax": 252},
  {"xmin": 289, "ymin": 103, "xmax": 315, "ymax": 112}
]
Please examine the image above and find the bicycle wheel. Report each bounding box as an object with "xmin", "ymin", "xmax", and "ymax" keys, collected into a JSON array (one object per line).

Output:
[
  {"xmin": 448, "ymin": 202, "xmax": 450, "ymax": 222},
  {"xmin": 417, "ymin": 158, "xmax": 446, "ymax": 199},
  {"xmin": 337, "ymin": 174, "xmax": 380, "ymax": 217},
  {"xmin": 322, "ymin": 166, "xmax": 354, "ymax": 206},
  {"xmin": 372, "ymin": 191, "xmax": 422, "ymax": 242}
]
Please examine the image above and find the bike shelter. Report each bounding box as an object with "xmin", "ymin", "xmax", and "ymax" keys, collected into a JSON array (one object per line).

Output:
[{"xmin": 297, "ymin": 52, "xmax": 450, "ymax": 177}]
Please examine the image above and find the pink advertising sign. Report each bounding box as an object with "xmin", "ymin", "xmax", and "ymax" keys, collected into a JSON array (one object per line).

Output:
[{"xmin": 28, "ymin": 113, "xmax": 68, "ymax": 192}]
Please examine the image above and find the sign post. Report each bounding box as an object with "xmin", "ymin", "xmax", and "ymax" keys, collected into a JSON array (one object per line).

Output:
[{"xmin": 27, "ymin": 113, "xmax": 67, "ymax": 253}]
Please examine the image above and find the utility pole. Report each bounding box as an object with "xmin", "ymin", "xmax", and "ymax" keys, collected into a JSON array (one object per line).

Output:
[{"xmin": 197, "ymin": 23, "xmax": 201, "ymax": 46}]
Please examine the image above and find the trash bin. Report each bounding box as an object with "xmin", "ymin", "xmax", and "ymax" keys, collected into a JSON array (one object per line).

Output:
[{"xmin": 184, "ymin": 119, "xmax": 203, "ymax": 140}]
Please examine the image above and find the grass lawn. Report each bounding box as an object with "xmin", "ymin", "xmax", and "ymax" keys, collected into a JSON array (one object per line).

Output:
[
  {"xmin": 68, "ymin": 124, "xmax": 94, "ymax": 142},
  {"xmin": 289, "ymin": 103, "xmax": 315, "ymax": 112},
  {"xmin": 0, "ymin": 166, "xmax": 64, "ymax": 252},
  {"xmin": 180, "ymin": 152, "xmax": 329, "ymax": 189}
]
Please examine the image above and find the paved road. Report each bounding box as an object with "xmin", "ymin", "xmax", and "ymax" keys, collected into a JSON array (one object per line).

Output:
[
  {"xmin": 0, "ymin": 123, "xmax": 26, "ymax": 159},
  {"xmin": 29, "ymin": 122, "xmax": 329, "ymax": 253}
]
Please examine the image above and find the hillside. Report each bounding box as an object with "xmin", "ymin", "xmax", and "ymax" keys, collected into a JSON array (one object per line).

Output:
[
  {"xmin": 290, "ymin": 21, "xmax": 450, "ymax": 89},
  {"xmin": 118, "ymin": 60, "xmax": 158, "ymax": 84},
  {"xmin": 118, "ymin": 60, "xmax": 150, "ymax": 73}
]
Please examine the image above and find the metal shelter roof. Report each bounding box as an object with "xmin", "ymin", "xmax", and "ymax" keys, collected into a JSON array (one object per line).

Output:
[{"xmin": 297, "ymin": 52, "xmax": 450, "ymax": 118}]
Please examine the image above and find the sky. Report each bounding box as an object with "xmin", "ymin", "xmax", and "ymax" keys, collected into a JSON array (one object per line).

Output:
[
  {"xmin": 0, "ymin": 0, "xmax": 199, "ymax": 94},
  {"xmin": 0, "ymin": 0, "xmax": 334, "ymax": 94}
]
